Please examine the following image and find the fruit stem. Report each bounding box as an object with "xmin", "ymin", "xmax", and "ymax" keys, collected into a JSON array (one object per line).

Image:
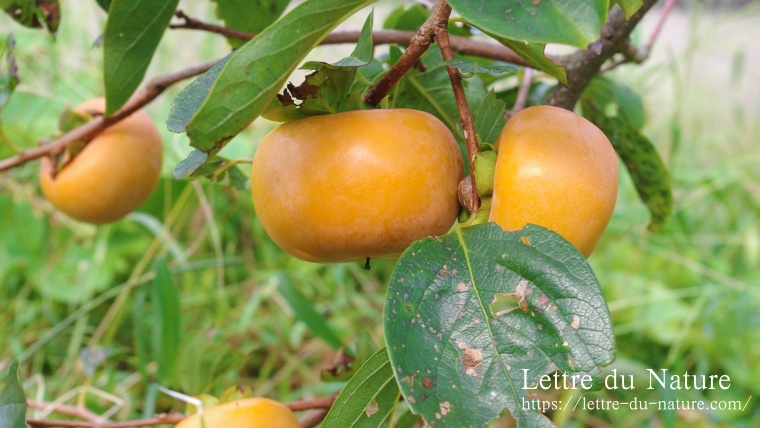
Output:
[{"xmin": 434, "ymin": 13, "xmax": 481, "ymax": 212}]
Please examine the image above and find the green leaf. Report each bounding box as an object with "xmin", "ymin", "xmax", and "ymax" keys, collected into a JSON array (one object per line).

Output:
[
  {"xmin": 167, "ymin": 52, "xmax": 235, "ymax": 134},
  {"xmin": 384, "ymin": 223, "xmax": 615, "ymax": 427},
  {"xmin": 181, "ymin": 0, "xmax": 376, "ymax": 161},
  {"xmin": 0, "ymin": 361, "xmax": 26, "ymax": 428},
  {"xmin": 152, "ymin": 259, "xmax": 181, "ymax": 384},
  {"xmin": 181, "ymin": 155, "xmax": 249, "ymax": 190},
  {"xmin": 321, "ymin": 348, "xmax": 400, "ymax": 428},
  {"xmin": 277, "ymin": 276, "xmax": 345, "ymax": 350},
  {"xmin": 584, "ymin": 76, "xmax": 644, "ymax": 130},
  {"xmin": 615, "ymin": 0, "xmax": 642, "ymax": 19},
  {"xmin": 96, "ymin": 0, "xmax": 111, "ymax": 11},
  {"xmin": 443, "ymin": 59, "xmax": 516, "ymax": 77},
  {"xmin": 390, "ymin": 48, "xmax": 487, "ymax": 142},
  {"xmin": 103, "ymin": 0, "xmax": 179, "ymax": 116},
  {"xmin": 172, "ymin": 149, "xmax": 208, "ymax": 179},
  {"xmin": 489, "ymin": 35, "xmax": 567, "ymax": 85},
  {"xmin": 449, "ymin": 0, "xmax": 608, "ymax": 49},
  {"xmin": 0, "ymin": 34, "xmax": 18, "ymax": 113},
  {"xmin": 212, "ymin": 0, "xmax": 289, "ymax": 49},
  {"xmin": 473, "ymin": 90, "xmax": 506, "ymax": 146},
  {"xmin": 1, "ymin": 0, "xmax": 60, "ymax": 33},
  {"xmin": 264, "ymin": 10, "xmax": 375, "ymax": 122},
  {"xmin": 383, "ymin": 4, "xmax": 470, "ymax": 37},
  {"xmin": 331, "ymin": 9, "xmax": 374, "ymax": 67},
  {"xmin": 580, "ymin": 81, "xmax": 672, "ymax": 231}
]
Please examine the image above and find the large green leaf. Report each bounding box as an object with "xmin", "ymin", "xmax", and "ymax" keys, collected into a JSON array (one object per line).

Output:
[
  {"xmin": 448, "ymin": 0, "xmax": 608, "ymax": 49},
  {"xmin": 177, "ymin": 0, "xmax": 375, "ymax": 160},
  {"xmin": 493, "ymin": 36, "xmax": 567, "ymax": 85},
  {"xmin": 212, "ymin": 0, "xmax": 289, "ymax": 48},
  {"xmin": 322, "ymin": 348, "xmax": 400, "ymax": 428},
  {"xmin": 103, "ymin": 0, "xmax": 179, "ymax": 115},
  {"xmin": 0, "ymin": 361, "xmax": 26, "ymax": 428},
  {"xmin": 96, "ymin": 0, "xmax": 111, "ymax": 12},
  {"xmin": 1, "ymin": 0, "xmax": 60, "ymax": 33},
  {"xmin": 384, "ymin": 223, "xmax": 615, "ymax": 427},
  {"xmin": 581, "ymin": 77, "xmax": 672, "ymax": 231}
]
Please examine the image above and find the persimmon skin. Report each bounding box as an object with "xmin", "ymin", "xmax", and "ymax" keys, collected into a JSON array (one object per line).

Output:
[
  {"xmin": 489, "ymin": 105, "xmax": 618, "ymax": 257},
  {"xmin": 40, "ymin": 98, "xmax": 163, "ymax": 224},
  {"xmin": 251, "ymin": 109, "xmax": 464, "ymax": 263},
  {"xmin": 175, "ymin": 398, "xmax": 300, "ymax": 428}
]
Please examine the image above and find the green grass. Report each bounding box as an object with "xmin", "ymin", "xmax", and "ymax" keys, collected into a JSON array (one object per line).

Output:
[{"xmin": 2, "ymin": 2, "xmax": 759, "ymax": 427}]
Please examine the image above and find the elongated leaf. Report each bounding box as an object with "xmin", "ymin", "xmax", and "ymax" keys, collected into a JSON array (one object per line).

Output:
[
  {"xmin": 331, "ymin": 9, "xmax": 374, "ymax": 67},
  {"xmin": 152, "ymin": 259, "xmax": 181, "ymax": 384},
  {"xmin": 1, "ymin": 0, "xmax": 60, "ymax": 33},
  {"xmin": 0, "ymin": 361, "xmax": 26, "ymax": 428},
  {"xmin": 449, "ymin": 0, "xmax": 607, "ymax": 49},
  {"xmin": 443, "ymin": 59, "xmax": 516, "ymax": 77},
  {"xmin": 384, "ymin": 223, "xmax": 615, "ymax": 427},
  {"xmin": 322, "ymin": 348, "xmax": 400, "ymax": 428},
  {"xmin": 277, "ymin": 276, "xmax": 345, "ymax": 350},
  {"xmin": 172, "ymin": 149, "xmax": 208, "ymax": 179},
  {"xmin": 167, "ymin": 53, "xmax": 235, "ymax": 134},
  {"xmin": 615, "ymin": 0, "xmax": 643, "ymax": 19},
  {"xmin": 473, "ymin": 90, "xmax": 506, "ymax": 146},
  {"xmin": 103, "ymin": 0, "xmax": 179, "ymax": 115},
  {"xmin": 489, "ymin": 35, "xmax": 567, "ymax": 85},
  {"xmin": 580, "ymin": 81, "xmax": 672, "ymax": 231},
  {"xmin": 212, "ymin": 0, "xmax": 289, "ymax": 48},
  {"xmin": 181, "ymin": 0, "xmax": 376, "ymax": 159}
]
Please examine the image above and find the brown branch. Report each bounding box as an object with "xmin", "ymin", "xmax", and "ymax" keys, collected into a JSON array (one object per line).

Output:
[
  {"xmin": 27, "ymin": 400, "xmax": 101, "ymax": 423},
  {"xmin": 26, "ymin": 414, "xmax": 185, "ymax": 428},
  {"xmin": 300, "ymin": 409, "xmax": 330, "ymax": 428},
  {"xmin": 362, "ymin": 0, "xmax": 454, "ymax": 107},
  {"xmin": 545, "ymin": 0, "xmax": 660, "ymax": 110},
  {"xmin": 169, "ymin": 10, "xmax": 254, "ymax": 40},
  {"xmin": 284, "ymin": 394, "xmax": 338, "ymax": 412},
  {"xmin": 434, "ymin": 4, "xmax": 480, "ymax": 212},
  {"xmin": 0, "ymin": 60, "xmax": 217, "ymax": 172}
]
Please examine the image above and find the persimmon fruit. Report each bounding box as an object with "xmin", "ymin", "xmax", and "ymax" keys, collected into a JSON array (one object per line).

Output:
[
  {"xmin": 39, "ymin": 98, "xmax": 163, "ymax": 224},
  {"xmin": 175, "ymin": 398, "xmax": 300, "ymax": 428},
  {"xmin": 251, "ymin": 109, "xmax": 464, "ymax": 263},
  {"xmin": 489, "ymin": 105, "xmax": 618, "ymax": 257}
]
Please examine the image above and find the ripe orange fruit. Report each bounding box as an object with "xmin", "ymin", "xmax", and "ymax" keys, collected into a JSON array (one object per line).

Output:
[
  {"xmin": 251, "ymin": 109, "xmax": 464, "ymax": 263},
  {"xmin": 39, "ymin": 98, "xmax": 163, "ymax": 224},
  {"xmin": 175, "ymin": 398, "xmax": 300, "ymax": 428},
  {"xmin": 489, "ymin": 105, "xmax": 618, "ymax": 257}
]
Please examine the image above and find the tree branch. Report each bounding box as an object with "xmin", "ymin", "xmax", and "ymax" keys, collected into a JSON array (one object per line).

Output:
[
  {"xmin": 362, "ymin": 0, "xmax": 455, "ymax": 106},
  {"xmin": 545, "ymin": 0, "xmax": 659, "ymax": 110},
  {"xmin": 434, "ymin": 3, "xmax": 481, "ymax": 212}
]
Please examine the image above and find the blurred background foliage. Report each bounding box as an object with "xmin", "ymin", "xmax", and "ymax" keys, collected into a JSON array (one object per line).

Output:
[{"xmin": 1, "ymin": 0, "xmax": 759, "ymax": 426}]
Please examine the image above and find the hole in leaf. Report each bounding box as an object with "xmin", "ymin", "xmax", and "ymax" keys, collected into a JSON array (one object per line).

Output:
[{"xmin": 490, "ymin": 293, "xmax": 520, "ymax": 317}]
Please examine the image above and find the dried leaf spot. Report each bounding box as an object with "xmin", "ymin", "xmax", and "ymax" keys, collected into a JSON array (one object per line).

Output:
[
  {"xmin": 422, "ymin": 377, "xmax": 435, "ymax": 389},
  {"xmin": 440, "ymin": 401, "xmax": 451, "ymax": 416},
  {"xmin": 571, "ymin": 315, "xmax": 581, "ymax": 330},
  {"xmin": 364, "ymin": 398, "xmax": 379, "ymax": 418},
  {"xmin": 457, "ymin": 282, "xmax": 469, "ymax": 292},
  {"xmin": 457, "ymin": 342, "xmax": 483, "ymax": 376},
  {"xmin": 521, "ymin": 235, "xmax": 532, "ymax": 246},
  {"xmin": 539, "ymin": 293, "xmax": 548, "ymax": 306}
]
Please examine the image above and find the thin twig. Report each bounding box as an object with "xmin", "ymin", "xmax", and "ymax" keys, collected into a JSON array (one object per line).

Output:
[
  {"xmin": 300, "ymin": 409, "xmax": 330, "ymax": 428},
  {"xmin": 362, "ymin": 0, "xmax": 454, "ymax": 107},
  {"xmin": 27, "ymin": 400, "xmax": 101, "ymax": 422},
  {"xmin": 601, "ymin": 0, "xmax": 675, "ymax": 72},
  {"xmin": 511, "ymin": 68, "xmax": 535, "ymax": 113},
  {"xmin": 170, "ymin": 10, "xmax": 253, "ymax": 40},
  {"xmin": 0, "ymin": 60, "xmax": 217, "ymax": 172},
  {"xmin": 434, "ymin": 3, "xmax": 481, "ymax": 212},
  {"xmin": 26, "ymin": 414, "xmax": 185, "ymax": 428}
]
